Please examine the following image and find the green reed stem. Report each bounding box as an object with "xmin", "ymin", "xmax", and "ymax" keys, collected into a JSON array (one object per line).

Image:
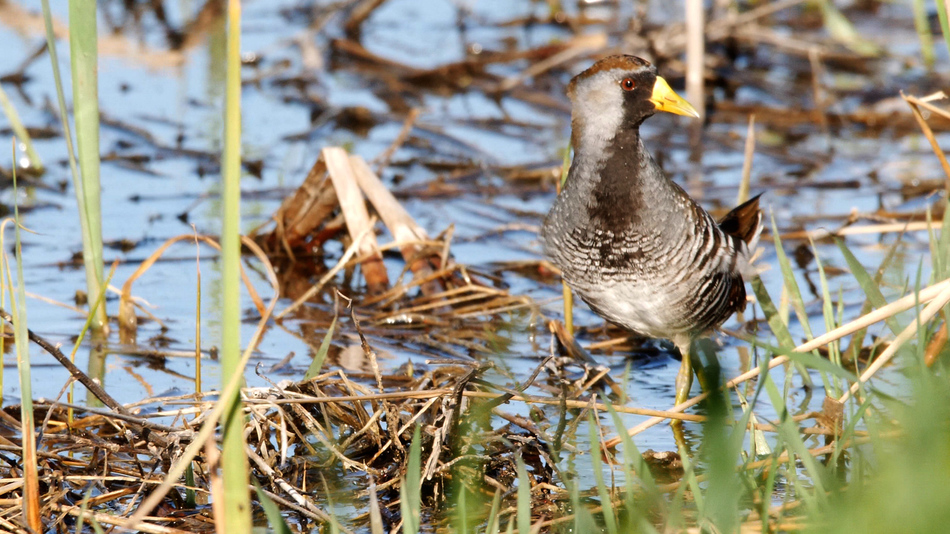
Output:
[
  {"xmin": 68, "ymin": 0, "xmax": 107, "ymax": 334},
  {"xmin": 220, "ymin": 0, "xmax": 251, "ymax": 531},
  {"xmin": 10, "ymin": 142, "xmax": 41, "ymax": 530}
]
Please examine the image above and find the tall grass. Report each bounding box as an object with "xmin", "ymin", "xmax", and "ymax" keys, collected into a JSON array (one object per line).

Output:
[
  {"xmin": 67, "ymin": 0, "xmax": 107, "ymax": 335},
  {"xmin": 40, "ymin": 0, "xmax": 107, "ymax": 335},
  {"xmin": 220, "ymin": 0, "xmax": 252, "ymax": 530}
]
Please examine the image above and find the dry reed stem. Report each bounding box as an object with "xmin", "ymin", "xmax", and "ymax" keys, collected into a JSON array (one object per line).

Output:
[
  {"xmin": 902, "ymin": 91, "xmax": 950, "ymax": 189},
  {"xmin": 193, "ymin": 227, "xmax": 202, "ymax": 393},
  {"xmin": 343, "ymin": 0, "xmax": 387, "ymax": 36},
  {"xmin": 246, "ymin": 448, "xmax": 343, "ymax": 527},
  {"xmin": 367, "ymin": 396, "xmax": 441, "ymax": 465},
  {"xmin": 839, "ymin": 277, "xmax": 950, "ymax": 402},
  {"xmin": 261, "ymin": 157, "xmax": 333, "ymax": 257},
  {"xmin": 371, "ymin": 289, "xmax": 496, "ymax": 319},
  {"xmin": 23, "ymin": 290, "xmax": 85, "ymax": 315},
  {"xmin": 372, "ymin": 108, "xmax": 421, "ymax": 170},
  {"xmin": 924, "ymin": 319, "xmax": 947, "ymax": 366},
  {"xmin": 454, "ymin": 297, "xmax": 536, "ymax": 318},
  {"xmin": 685, "ymin": 0, "xmax": 704, "ymax": 119},
  {"xmin": 324, "ymin": 147, "xmax": 389, "ymax": 293},
  {"xmin": 360, "ymin": 259, "xmax": 452, "ymax": 308},
  {"xmin": 604, "ymin": 276, "xmax": 950, "ymax": 448},
  {"xmin": 739, "ymin": 115, "xmax": 755, "ymax": 205},
  {"xmin": 809, "ymin": 47, "xmax": 829, "ymax": 133},
  {"xmin": 206, "ymin": 428, "xmax": 225, "ymax": 533},
  {"xmin": 779, "ymin": 219, "xmax": 943, "ymax": 240},
  {"xmin": 49, "ymin": 503, "xmax": 191, "ymax": 533},
  {"xmin": 0, "ymin": 312, "xmax": 130, "ymax": 416},
  {"xmin": 247, "ymin": 390, "xmax": 706, "ymax": 422},
  {"xmin": 905, "ymin": 91, "xmax": 950, "ymax": 120},
  {"xmin": 584, "ymin": 336, "xmax": 634, "ymax": 351},
  {"xmin": 350, "ymin": 154, "xmax": 447, "ymax": 297},
  {"xmin": 350, "ymin": 154, "xmax": 428, "ymax": 247}
]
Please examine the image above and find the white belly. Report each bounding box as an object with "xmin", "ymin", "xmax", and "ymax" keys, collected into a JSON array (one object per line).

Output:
[{"xmin": 574, "ymin": 281, "xmax": 691, "ymax": 341}]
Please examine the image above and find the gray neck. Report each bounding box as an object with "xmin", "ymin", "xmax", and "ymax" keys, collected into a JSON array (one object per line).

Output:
[{"xmin": 565, "ymin": 129, "xmax": 689, "ymax": 235}]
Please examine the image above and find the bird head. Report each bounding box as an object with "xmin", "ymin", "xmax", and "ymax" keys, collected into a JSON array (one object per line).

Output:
[{"xmin": 567, "ymin": 55, "xmax": 699, "ymax": 154}]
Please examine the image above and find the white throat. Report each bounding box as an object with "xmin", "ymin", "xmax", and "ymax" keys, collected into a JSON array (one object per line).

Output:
[{"xmin": 570, "ymin": 70, "xmax": 625, "ymax": 159}]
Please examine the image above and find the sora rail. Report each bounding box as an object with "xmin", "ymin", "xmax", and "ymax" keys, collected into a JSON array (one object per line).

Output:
[{"xmin": 541, "ymin": 55, "xmax": 763, "ymax": 407}]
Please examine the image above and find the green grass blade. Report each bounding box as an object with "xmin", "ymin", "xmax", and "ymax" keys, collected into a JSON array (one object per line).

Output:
[
  {"xmin": 516, "ymin": 455, "xmax": 531, "ymax": 534},
  {"xmin": 77, "ymin": 485, "xmax": 106, "ymax": 534},
  {"xmin": 67, "ymin": 261, "xmax": 116, "ymax": 420},
  {"xmin": 10, "ymin": 144, "xmax": 42, "ymax": 530},
  {"xmin": 568, "ymin": 477, "xmax": 598, "ymax": 534},
  {"xmin": 927, "ymin": 207, "xmax": 941, "ymax": 280},
  {"xmin": 253, "ymin": 480, "xmax": 293, "ymax": 534},
  {"xmin": 750, "ymin": 276, "xmax": 814, "ymax": 391},
  {"xmin": 587, "ymin": 413, "xmax": 618, "ymax": 534},
  {"xmin": 678, "ymin": 443, "xmax": 704, "ymax": 517},
  {"xmin": 320, "ymin": 476, "xmax": 342, "ymax": 534},
  {"xmin": 816, "ymin": 0, "xmax": 882, "ymax": 56},
  {"xmin": 184, "ymin": 462, "xmax": 197, "ymax": 508},
  {"xmin": 485, "ymin": 489, "xmax": 502, "ymax": 534},
  {"xmin": 810, "ymin": 240, "xmax": 839, "ymax": 395},
  {"xmin": 940, "ymin": 197, "xmax": 950, "ymax": 260},
  {"xmin": 834, "ymin": 238, "xmax": 903, "ymax": 336},
  {"xmin": 400, "ymin": 425, "xmax": 421, "ymax": 534},
  {"xmin": 0, "ymin": 85, "xmax": 43, "ymax": 174},
  {"xmin": 763, "ymin": 373, "xmax": 827, "ymax": 508},
  {"xmin": 770, "ymin": 214, "xmax": 814, "ymax": 339},
  {"xmin": 304, "ymin": 315, "xmax": 337, "ymax": 380},
  {"xmin": 604, "ymin": 402, "xmax": 661, "ymax": 505},
  {"xmin": 913, "ymin": 0, "xmax": 936, "ymax": 67},
  {"xmin": 935, "ymin": 0, "xmax": 950, "ymax": 64}
]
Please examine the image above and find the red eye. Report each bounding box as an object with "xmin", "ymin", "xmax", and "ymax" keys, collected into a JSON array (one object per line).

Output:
[{"xmin": 620, "ymin": 78, "xmax": 636, "ymax": 91}]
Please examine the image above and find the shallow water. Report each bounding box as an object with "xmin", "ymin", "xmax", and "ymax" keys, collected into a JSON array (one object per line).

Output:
[{"xmin": 1, "ymin": 0, "xmax": 948, "ymax": 524}]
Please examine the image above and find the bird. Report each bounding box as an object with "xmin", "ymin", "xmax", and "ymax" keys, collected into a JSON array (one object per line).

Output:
[{"xmin": 541, "ymin": 55, "xmax": 763, "ymax": 407}]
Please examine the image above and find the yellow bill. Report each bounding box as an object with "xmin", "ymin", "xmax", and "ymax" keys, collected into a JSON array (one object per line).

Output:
[{"xmin": 650, "ymin": 76, "xmax": 700, "ymax": 118}]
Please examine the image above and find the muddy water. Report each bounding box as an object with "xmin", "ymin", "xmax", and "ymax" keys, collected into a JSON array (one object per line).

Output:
[{"xmin": 0, "ymin": 0, "xmax": 948, "ymax": 515}]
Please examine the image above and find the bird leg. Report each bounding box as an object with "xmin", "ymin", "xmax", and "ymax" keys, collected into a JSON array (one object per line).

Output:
[
  {"xmin": 671, "ymin": 338, "xmax": 697, "ymax": 451},
  {"xmin": 674, "ymin": 347, "xmax": 693, "ymax": 408},
  {"xmin": 673, "ymin": 335, "xmax": 695, "ymax": 410}
]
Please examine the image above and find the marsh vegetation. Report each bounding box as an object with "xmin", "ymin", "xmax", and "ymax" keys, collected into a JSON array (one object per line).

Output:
[{"xmin": 0, "ymin": 0, "xmax": 949, "ymax": 532}]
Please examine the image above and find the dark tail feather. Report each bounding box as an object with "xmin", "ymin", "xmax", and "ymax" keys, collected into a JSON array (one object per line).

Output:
[{"xmin": 718, "ymin": 193, "xmax": 763, "ymax": 245}]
